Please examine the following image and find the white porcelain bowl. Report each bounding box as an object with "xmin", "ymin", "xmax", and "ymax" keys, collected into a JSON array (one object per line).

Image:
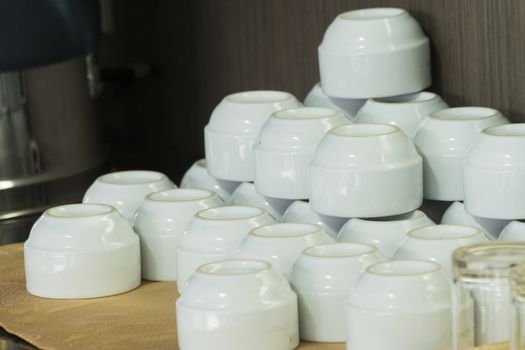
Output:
[
  {"xmin": 24, "ymin": 204, "xmax": 141, "ymax": 299},
  {"xmin": 355, "ymin": 91, "xmax": 448, "ymax": 138},
  {"xmin": 238, "ymin": 223, "xmax": 334, "ymax": 278},
  {"xmin": 281, "ymin": 200, "xmax": 347, "ymax": 238},
  {"xmin": 319, "ymin": 8, "xmax": 430, "ymax": 99},
  {"xmin": 337, "ymin": 210, "xmax": 435, "ymax": 258},
  {"xmin": 346, "ymin": 260, "xmax": 451, "ymax": 350},
  {"xmin": 441, "ymin": 201, "xmax": 510, "ymax": 240},
  {"xmin": 289, "ymin": 243, "xmax": 385, "ymax": 342},
  {"xmin": 303, "ymin": 82, "xmax": 365, "ymax": 120},
  {"xmin": 499, "ymin": 221, "xmax": 525, "ymax": 240},
  {"xmin": 394, "ymin": 224, "xmax": 489, "ymax": 274},
  {"xmin": 180, "ymin": 159, "xmax": 240, "ymax": 202},
  {"xmin": 310, "ymin": 124, "xmax": 423, "ymax": 218},
  {"xmin": 414, "ymin": 107, "xmax": 508, "ymax": 201},
  {"xmin": 464, "ymin": 124, "xmax": 525, "ymax": 219},
  {"xmin": 177, "ymin": 259, "xmax": 299, "ymax": 350},
  {"xmin": 204, "ymin": 90, "xmax": 301, "ymax": 181},
  {"xmin": 176, "ymin": 205, "xmax": 275, "ymax": 291},
  {"xmin": 132, "ymin": 188, "xmax": 223, "ymax": 281},
  {"xmin": 303, "ymin": 82, "xmax": 346, "ymax": 112},
  {"xmin": 254, "ymin": 107, "xmax": 349, "ymax": 199},
  {"xmin": 229, "ymin": 182, "xmax": 292, "ymax": 221},
  {"xmin": 82, "ymin": 170, "xmax": 176, "ymax": 221}
]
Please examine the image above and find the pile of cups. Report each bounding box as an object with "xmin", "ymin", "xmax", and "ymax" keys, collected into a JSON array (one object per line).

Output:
[{"xmin": 21, "ymin": 7, "xmax": 525, "ymax": 350}]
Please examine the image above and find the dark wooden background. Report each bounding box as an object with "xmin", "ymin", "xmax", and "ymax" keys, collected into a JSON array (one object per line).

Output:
[{"xmin": 97, "ymin": 0, "xmax": 525, "ymax": 183}]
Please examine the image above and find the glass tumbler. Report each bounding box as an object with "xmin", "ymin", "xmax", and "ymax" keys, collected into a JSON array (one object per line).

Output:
[
  {"xmin": 511, "ymin": 264, "xmax": 525, "ymax": 350},
  {"xmin": 452, "ymin": 241, "xmax": 525, "ymax": 350}
]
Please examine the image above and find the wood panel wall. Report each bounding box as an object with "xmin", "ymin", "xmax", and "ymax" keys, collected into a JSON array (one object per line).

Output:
[{"xmin": 98, "ymin": 0, "xmax": 525, "ymax": 181}]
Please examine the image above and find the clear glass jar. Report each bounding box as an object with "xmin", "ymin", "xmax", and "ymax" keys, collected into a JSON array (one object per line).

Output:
[{"xmin": 452, "ymin": 241, "xmax": 525, "ymax": 350}]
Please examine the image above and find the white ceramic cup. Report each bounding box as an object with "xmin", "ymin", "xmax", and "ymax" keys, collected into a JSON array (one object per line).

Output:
[
  {"xmin": 289, "ymin": 243, "xmax": 385, "ymax": 342},
  {"xmin": 499, "ymin": 221, "xmax": 525, "ymax": 240},
  {"xmin": 82, "ymin": 170, "xmax": 176, "ymax": 221},
  {"xmin": 346, "ymin": 260, "xmax": 452, "ymax": 350},
  {"xmin": 414, "ymin": 107, "xmax": 509, "ymax": 201},
  {"xmin": 303, "ymin": 82, "xmax": 346, "ymax": 113},
  {"xmin": 281, "ymin": 200, "xmax": 347, "ymax": 238},
  {"xmin": 310, "ymin": 124, "xmax": 423, "ymax": 218},
  {"xmin": 24, "ymin": 203, "xmax": 141, "ymax": 299},
  {"xmin": 337, "ymin": 210, "xmax": 435, "ymax": 258},
  {"xmin": 441, "ymin": 201, "xmax": 510, "ymax": 240},
  {"xmin": 303, "ymin": 82, "xmax": 365, "ymax": 120},
  {"xmin": 355, "ymin": 91, "xmax": 449, "ymax": 138},
  {"xmin": 464, "ymin": 124, "xmax": 525, "ymax": 219},
  {"xmin": 393, "ymin": 224, "xmax": 489, "ymax": 274},
  {"xmin": 132, "ymin": 188, "xmax": 223, "ymax": 281},
  {"xmin": 318, "ymin": 8, "xmax": 430, "ymax": 99},
  {"xmin": 176, "ymin": 259, "xmax": 299, "ymax": 350},
  {"xmin": 229, "ymin": 182, "xmax": 292, "ymax": 221},
  {"xmin": 180, "ymin": 159, "xmax": 240, "ymax": 202},
  {"xmin": 204, "ymin": 90, "xmax": 301, "ymax": 181},
  {"xmin": 254, "ymin": 107, "xmax": 349, "ymax": 199},
  {"xmin": 176, "ymin": 205, "xmax": 275, "ymax": 291},
  {"xmin": 238, "ymin": 223, "xmax": 335, "ymax": 278}
]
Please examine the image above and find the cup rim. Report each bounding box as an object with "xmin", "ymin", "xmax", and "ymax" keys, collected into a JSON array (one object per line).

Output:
[
  {"xmin": 338, "ymin": 7, "xmax": 406, "ymax": 21},
  {"xmin": 370, "ymin": 91, "xmax": 439, "ymax": 105},
  {"xmin": 303, "ymin": 242, "xmax": 378, "ymax": 258},
  {"xmin": 224, "ymin": 90, "xmax": 294, "ymax": 104},
  {"xmin": 196, "ymin": 205, "xmax": 266, "ymax": 221},
  {"xmin": 329, "ymin": 123, "xmax": 399, "ymax": 137},
  {"xmin": 272, "ymin": 107, "xmax": 342, "ymax": 121},
  {"xmin": 407, "ymin": 224, "xmax": 483, "ymax": 240},
  {"xmin": 147, "ymin": 188, "xmax": 216, "ymax": 203},
  {"xmin": 249, "ymin": 222, "xmax": 323, "ymax": 238},
  {"xmin": 196, "ymin": 259, "xmax": 271, "ymax": 276},
  {"xmin": 482, "ymin": 123, "xmax": 525, "ymax": 138},
  {"xmin": 45, "ymin": 203, "xmax": 116, "ymax": 219},
  {"xmin": 351, "ymin": 210, "xmax": 426, "ymax": 224},
  {"xmin": 97, "ymin": 170, "xmax": 167, "ymax": 186},
  {"xmin": 428, "ymin": 106, "xmax": 501, "ymax": 122},
  {"xmin": 366, "ymin": 260, "xmax": 441, "ymax": 276},
  {"xmin": 453, "ymin": 241, "xmax": 525, "ymax": 279}
]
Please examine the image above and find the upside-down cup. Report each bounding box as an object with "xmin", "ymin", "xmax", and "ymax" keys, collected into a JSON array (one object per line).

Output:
[
  {"xmin": 337, "ymin": 210, "xmax": 434, "ymax": 258},
  {"xmin": 464, "ymin": 124, "xmax": 525, "ymax": 219},
  {"xmin": 318, "ymin": 8, "xmax": 431, "ymax": 99},
  {"xmin": 303, "ymin": 82, "xmax": 365, "ymax": 120},
  {"xmin": 310, "ymin": 124, "xmax": 423, "ymax": 218},
  {"xmin": 204, "ymin": 90, "xmax": 301, "ymax": 181},
  {"xmin": 82, "ymin": 170, "xmax": 176, "ymax": 221},
  {"xmin": 132, "ymin": 189, "xmax": 223, "ymax": 281},
  {"xmin": 394, "ymin": 224, "xmax": 489, "ymax": 274},
  {"xmin": 176, "ymin": 205, "xmax": 275, "ymax": 291},
  {"xmin": 355, "ymin": 91, "xmax": 448, "ymax": 138},
  {"xmin": 441, "ymin": 201, "xmax": 510, "ymax": 240},
  {"xmin": 229, "ymin": 182, "xmax": 292, "ymax": 221},
  {"xmin": 24, "ymin": 204, "xmax": 141, "ymax": 299},
  {"xmin": 282, "ymin": 200, "xmax": 347, "ymax": 238},
  {"xmin": 347, "ymin": 260, "xmax": 452, "ymax": 350},
  {"xmin": 499, "ymin": 221, "xmax": 525, "ymax": 241},
  {"xmin": 176, "ymin": 259, "xmax": 299, "ymax": 350},
  {"xmin": 254, "ymin": 107, "xmax": 349, "ymax": 199},
  {"xmin": 414, "ymin": 107, "xmax": 508, "ymax": 201},
  {"xmin": 238, "ymin": 223, "xmax": 334, "ymax": 278},
  {"xmin": 289, "ymin": 243, "xmax": 385, "ymax": 342},
  {"xmin": 180, "ymin": 159, "xmax": 240, "ymax": 202}
]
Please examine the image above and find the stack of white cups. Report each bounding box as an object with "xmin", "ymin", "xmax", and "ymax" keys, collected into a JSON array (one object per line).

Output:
[{"xmin": 24, "ymin": 6, "xmax": 525, "ymax": 350}]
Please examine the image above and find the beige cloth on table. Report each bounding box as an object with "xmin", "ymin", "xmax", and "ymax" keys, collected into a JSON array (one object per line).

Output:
[{"xmin": 0, "ymin": 243, "xmax": 346, "ymax": 350}]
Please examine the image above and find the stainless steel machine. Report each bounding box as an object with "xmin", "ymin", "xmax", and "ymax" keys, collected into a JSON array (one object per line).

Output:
[{"xmin": 0, "ymin": 0, "xmax": 104, "ymax": 244}]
